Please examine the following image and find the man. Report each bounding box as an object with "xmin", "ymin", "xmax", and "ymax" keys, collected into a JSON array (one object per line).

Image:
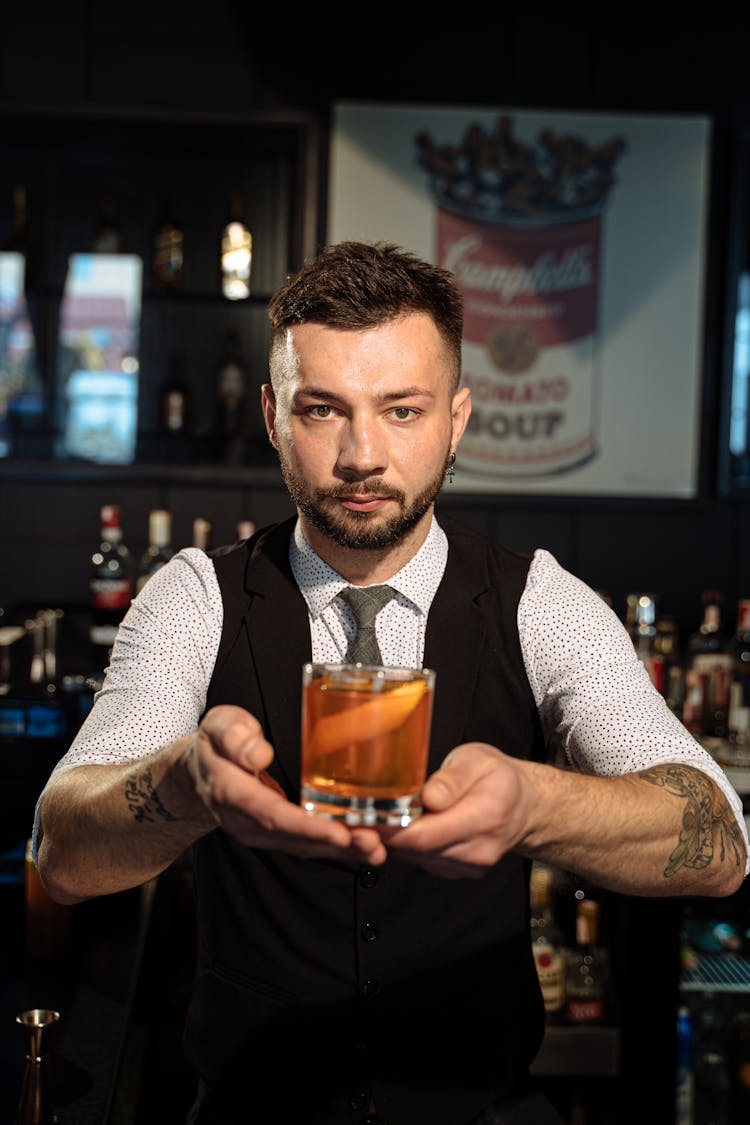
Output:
[{"xmin": 36, "ymin": 241, "xmax": 747, "ymax": 1125}]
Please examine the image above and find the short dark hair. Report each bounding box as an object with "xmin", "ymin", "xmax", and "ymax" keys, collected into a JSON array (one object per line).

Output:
[{"xmin": 268, "ymin": 241, "xmax": 463, "ymax": 389}]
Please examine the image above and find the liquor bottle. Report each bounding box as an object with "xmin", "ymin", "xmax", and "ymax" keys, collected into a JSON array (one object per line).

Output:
[
  {"xmin": 152, "ymin": 200, "xmax": 184, "ymax": 292},
  {"xmin": 529, "ymin": 862, "xmax": 566, "ymax": 1024},
  {"xmin": 136, "ymin": 509, "xmax": 174, "ymax": 594},
  {"xmin": 236, "ymin": 519, "xmax": 256, "ymax": 541},
  {"xmin": 625, "ymin": 592, "xmax": 659, "ymax": 682},
  {"xmin": 92, "ymin": 194, "xmax": 124, "ymax": 253},
  {"xmin": 88, "ymin": 504, "xmax": 134, "ymax": 668},
  {"xmin": 220, "ymin": 192, "xmax": 252, "ymax": 300},
  {"xmin": 564, "ymin": 897, "xmax": 608, "ymax": 1026},
  {"xmin": 192, "ymin": 517, "xmax": 213, "ymax": 552},
  {"xmin": 159, "ymin": 352, "xmax": 191, "ymax": 436},
  {"xmin": 653, "ymin": 615, "xmax": 684, "ymax": 714},
  {"xmin": 727, "ymin": 598, "xmax": 750, "ymax": 748},
  {"xmin": 687, "ymin": 590, "xmax": 732, "ymax": 740},
  {"xmin": 215, "ymin": 332, "xmax": 247, "ymax": 463}
]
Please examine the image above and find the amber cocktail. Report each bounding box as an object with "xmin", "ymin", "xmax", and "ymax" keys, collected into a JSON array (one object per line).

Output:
[{"xmin": 301, "ymin": 663, "xmax": 435, "ymax": 826}]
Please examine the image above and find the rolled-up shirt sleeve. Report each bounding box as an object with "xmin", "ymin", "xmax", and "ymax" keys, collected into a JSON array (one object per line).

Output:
[
  {"xmin": 518, "ymin": 548, "xmax": 750, "ymax": 873},
  {"xmin": 32, "ymin": 547, "xmax": 223, "ymax": 860}
]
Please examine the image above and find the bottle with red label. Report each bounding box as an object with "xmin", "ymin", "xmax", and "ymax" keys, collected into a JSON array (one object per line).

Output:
[
  {"xmin": 529, "ymin": 861, "xmax": 566, "ymax": 1024},
  {"xmin": 728, "ymin": 598, "xmax": 750, "ymax": 750},
  {"xmin": 88, "ymin": 504, "xmax": 134, "ymax": 670},
  {"xmin": 564, "ymin": 897, "xmax": 609, "ymax": 1026},
  {"xmin": 686, "ymin": 589, "xmax": 733, "ymax": 740}
]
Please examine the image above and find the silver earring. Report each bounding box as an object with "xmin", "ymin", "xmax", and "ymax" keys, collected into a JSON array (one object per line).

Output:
[{"xmin": 446, "ymin": 452, "xmax": 456, "ymax": 483}]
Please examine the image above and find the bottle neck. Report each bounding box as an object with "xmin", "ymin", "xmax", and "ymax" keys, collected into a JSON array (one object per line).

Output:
[
  {"xmin": 701, "ymin": 604, "xmax": 721, "ymax": 633},
  {"xmin": 575, "ymin": 901, "xmax": 599, "ymax": 947}
]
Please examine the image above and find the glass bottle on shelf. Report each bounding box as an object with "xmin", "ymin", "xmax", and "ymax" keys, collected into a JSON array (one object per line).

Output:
[
  {"xmin": 529, "ymin": 861, "xmax": 566, "ymax": 1025},
  {"xmin": 159, "ymin": 352, "xmax": 191, "ymax": 437},
  {"xmin": 88, "ymin": 504, "xmax": 134, "ymax": 669},
  {"xmin": 215, "ymin": 331, "xmax": 247, "ymax": 463},
  {"xmin": 136, "ymin": 509, "xmax": 174, "ymax": 594},
  {"xmin": 220, "ymin": 192, "xmax": 252, "ymax": 300},
  {"xmin": 727, "ymin": 598, "xmax": 750, "ymax": 749},
  {"xmin": 152, "ymin": 199, "xmax": 184, "ymax": 292},
  {"xmin": 625, "ymin": 592, "xmax": 663, "ymax": 689},
  {"xmin": 236, "ymin": 519, "xmax": 256, "ymax": 541},
  {"xmin": 653, "ymin": 615, "xmax": 684, "ymax": 714},
  {"xmin": 687, "ymin": 590, "xmax": 732, "ymax": 741},
  {"xmin": 192, "ymin": 517, "xmax": 213, "ymax": 552},
  {"xmin": 564, "ymin": 897, "xmax": 609, "ymax": 1026}
]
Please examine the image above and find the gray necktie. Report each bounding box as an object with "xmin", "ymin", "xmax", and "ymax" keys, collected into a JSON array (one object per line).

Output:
[{"xmin": 339, "ymin": 585, "xmax": 395, "ymax": 665}]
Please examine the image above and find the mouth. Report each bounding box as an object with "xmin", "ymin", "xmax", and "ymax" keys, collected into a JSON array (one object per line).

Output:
[{"xmin": 337, "ymin": 494, "xmax": 392, "ymax": 513}]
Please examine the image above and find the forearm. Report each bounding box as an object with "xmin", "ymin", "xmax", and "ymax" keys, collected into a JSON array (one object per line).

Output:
[
  {"xmin": 516, "ymin": 760, "xmax": 747, "ymax": 898},
  {"xmin": 38, "ymin": 735, "xmax": 216, "ymax": 903}
]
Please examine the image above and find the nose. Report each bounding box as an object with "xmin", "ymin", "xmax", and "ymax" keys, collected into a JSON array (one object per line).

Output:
[{"xmin": 336, "ymin": 414, "xmax": 387, "ymax": 479}]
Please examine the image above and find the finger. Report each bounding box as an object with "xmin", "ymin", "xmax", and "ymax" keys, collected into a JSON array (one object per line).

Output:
[
  {"xmin": 200, "ymin": 706, "xmax": 274, "ymax": 774},
  {"xmin": 348, "ymin": 827, "xmax": 389, "ymax": 866},
  {"xmin": 215, "ymin": 768, "xmax": 355, "ymax": 849},
  {"xmin": 422, "ymin": 742, "xmax": 501, "ymax": 811}
]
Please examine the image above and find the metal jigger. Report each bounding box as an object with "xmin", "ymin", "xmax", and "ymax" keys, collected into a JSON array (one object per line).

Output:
[{"xmin": 15, "ymin": 1009, "xmax": 60, "ymax": 1125}]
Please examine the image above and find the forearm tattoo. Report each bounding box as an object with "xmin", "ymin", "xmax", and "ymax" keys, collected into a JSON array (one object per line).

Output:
[
  {"xmin": 124, "ymin": 767, "xmax": 176, "ymax": 824},
  {"xmin": 640, "ymin": 764, "xmax": 744, "ymax": 877}
]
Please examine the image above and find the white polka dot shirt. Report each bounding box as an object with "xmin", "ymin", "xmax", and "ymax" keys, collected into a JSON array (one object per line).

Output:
[{"xmin": 35, "ymin": 515, "xmax": 750, "ymax": 862}]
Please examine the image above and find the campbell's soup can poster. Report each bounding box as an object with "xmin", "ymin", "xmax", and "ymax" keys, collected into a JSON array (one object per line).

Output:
[{"xmin": 328, "ymin": 104, "xmax": 710, "ymax": 498}]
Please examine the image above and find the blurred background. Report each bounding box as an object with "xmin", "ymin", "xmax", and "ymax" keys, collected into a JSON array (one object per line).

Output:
[{"xmin": 1, "ymin": 4, "xmax": 750, "ymax": 1124}]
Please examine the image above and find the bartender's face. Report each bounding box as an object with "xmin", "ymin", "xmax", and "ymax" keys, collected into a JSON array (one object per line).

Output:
[{"xmin": 261, "ymin": 312, "xmax": 470, "ymax": 555}]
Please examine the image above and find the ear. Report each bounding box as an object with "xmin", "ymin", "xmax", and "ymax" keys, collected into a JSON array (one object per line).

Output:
[
  {"xmin": 261, "ymin": 384, "xmax": 278, "ymax": 448},
  {"xmin": 450, "ymin": 386, "xmax": 471, "ymax": 451}
]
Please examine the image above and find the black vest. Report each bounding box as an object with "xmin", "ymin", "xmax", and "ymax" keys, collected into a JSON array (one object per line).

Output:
[{"xmin": 184, "ymin": 516, "xmax": 548, "ymax": 1125}]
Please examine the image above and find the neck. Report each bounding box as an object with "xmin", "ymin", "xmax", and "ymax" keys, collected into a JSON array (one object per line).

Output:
[{"xmin": 298, "ymin": 509, "xmax": 433, "ymax": 584}]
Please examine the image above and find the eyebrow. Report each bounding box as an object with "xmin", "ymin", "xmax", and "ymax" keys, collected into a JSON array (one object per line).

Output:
[{"xmin": 294, "ymin": 385, "xmax": 436, "ymax": 404}]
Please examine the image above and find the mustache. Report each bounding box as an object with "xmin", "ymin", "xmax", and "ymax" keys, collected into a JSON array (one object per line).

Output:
[{"xmin": 318, "ymin": 479, "xmax": 405, "ymax": 503}]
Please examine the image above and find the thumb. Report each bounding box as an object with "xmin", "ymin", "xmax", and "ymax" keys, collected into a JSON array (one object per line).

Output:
[
  {"xmin": 423, "ymin": 742, "xmax": 501, "ymax": 810},
  {"xmin": 422, "ymin": 747, "xmax": 466, "ymax": 810}
]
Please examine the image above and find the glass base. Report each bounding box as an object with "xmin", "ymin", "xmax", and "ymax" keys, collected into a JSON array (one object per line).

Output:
[{"xmin": 301, "ymin": 786, "xmax": 423, "ymax": 827}]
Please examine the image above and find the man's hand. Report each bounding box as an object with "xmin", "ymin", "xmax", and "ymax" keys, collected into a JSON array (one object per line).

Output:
[
  {"xmin": 384, "ymin": 742, "xmax": 747, "ymax": 899},
  {"xmin": 185, "ymin": 705, "xmax": 388, "ymax": 866},
  {"xmin": 383, "ymin": 742, "xmax": 526, "ymax": 878}
]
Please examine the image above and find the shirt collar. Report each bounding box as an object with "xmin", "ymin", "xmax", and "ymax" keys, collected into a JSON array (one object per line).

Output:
[{"xmin": 290, "ymin": 515, "xmax": 448, "ymax": 619}]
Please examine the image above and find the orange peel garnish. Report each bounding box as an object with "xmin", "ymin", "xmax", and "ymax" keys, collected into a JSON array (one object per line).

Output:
[{"xmin": 307, "ymin": 679, "xmax": 427, "ymax": 758}]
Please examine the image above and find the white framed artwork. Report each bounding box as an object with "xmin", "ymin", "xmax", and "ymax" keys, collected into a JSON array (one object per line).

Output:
[{"xmin": 328, "ymin": 102, "xmax": 711, "ymax": 498}]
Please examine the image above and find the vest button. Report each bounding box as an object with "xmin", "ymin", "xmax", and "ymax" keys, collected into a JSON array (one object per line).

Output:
[
  {"xmin": 361, "ymin": 978, "xmax": 380, "ymax": 997},
  {"xmin": 360, "ymin": 920, "xmax": 378, "ymax": 942},
  {"xmin": 359, "ymin": 866, "xmax": 379, "ymax": 889}
]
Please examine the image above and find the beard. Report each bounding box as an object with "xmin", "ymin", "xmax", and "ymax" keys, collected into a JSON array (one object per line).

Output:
[{"xmin": 277, "ymin": 446, "xmax": 453, "ymax": 551}]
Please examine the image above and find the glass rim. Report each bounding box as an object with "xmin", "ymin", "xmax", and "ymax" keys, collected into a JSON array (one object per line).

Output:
[{"xmin": 303, "ymin": 661, "xmax": 434, "ymax": 680}]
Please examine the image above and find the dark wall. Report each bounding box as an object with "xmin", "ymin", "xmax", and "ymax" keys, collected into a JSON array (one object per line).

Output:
[{"xmin": 1, "ymin": 1, "xmax": 749, "ymax": 653}]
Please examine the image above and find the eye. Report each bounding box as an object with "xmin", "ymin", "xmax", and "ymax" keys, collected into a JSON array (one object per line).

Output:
[
  {"xmin": 308, "ymin": 404, "xmax": 334, "ymax": 418},
  {"xmin": 391, "ymin": 406, "xmax": 417, "ymax": 420}
]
